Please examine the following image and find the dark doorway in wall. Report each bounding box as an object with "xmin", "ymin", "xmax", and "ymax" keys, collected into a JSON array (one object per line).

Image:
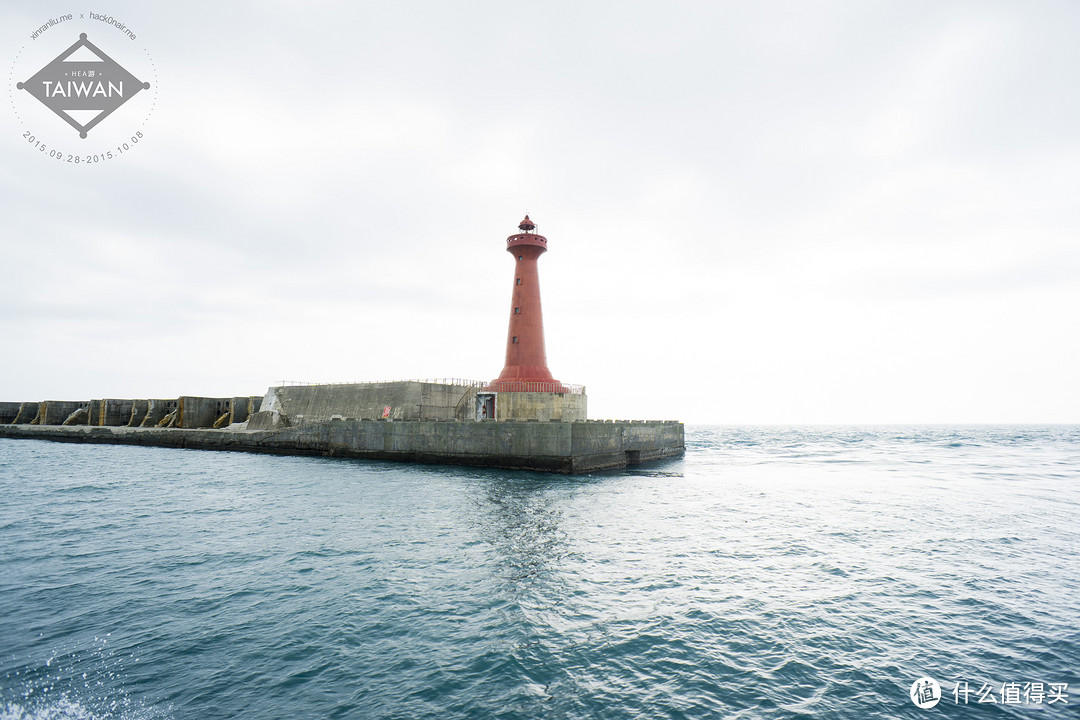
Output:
[{"xmin": 476, "ymin": 393, "xmax": 496, "ymax": 421}]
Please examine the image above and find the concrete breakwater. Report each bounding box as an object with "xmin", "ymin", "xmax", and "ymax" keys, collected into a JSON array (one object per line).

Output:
[
  {"xmin": 0, "ymin": 419, "xmax": 684, "ymax": 474},
  {"xmin": 0, "ymin": 396, "xmax": 262, "ymax": 429},
  {"xmin": 0, "ymin": 381, "xmax": 684, "ymax": 473}
]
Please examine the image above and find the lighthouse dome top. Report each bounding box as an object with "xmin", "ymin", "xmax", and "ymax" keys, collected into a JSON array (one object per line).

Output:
[{"xmin": 507, "ymin": 214, "xmax": 547, "ymax": 250}]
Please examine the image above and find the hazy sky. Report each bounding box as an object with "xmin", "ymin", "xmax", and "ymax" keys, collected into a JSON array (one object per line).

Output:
[{"xmin": 2, "ymin": 1, "xmax": 1078, "ymax": 424}]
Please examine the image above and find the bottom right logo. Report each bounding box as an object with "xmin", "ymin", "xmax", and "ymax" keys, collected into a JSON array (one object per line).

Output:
[{"xmin": 910, "ymin": 677, "xmax": 942, "ymax": 709}]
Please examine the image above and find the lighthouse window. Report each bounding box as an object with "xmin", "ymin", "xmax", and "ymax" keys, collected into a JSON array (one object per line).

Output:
[
  {"xmin": 516, "ymin": 277, "xmax": 522, "ymax": 285},
  {"xmin": 518, "ymin": 255, "xmax": 523, "ymax": 261},
  {"xmin": 514, "ymin": 307, "xmax": 521, "ymax": 314},
  {"xmin": 513, "ymin": 336, "xmax": 519, "ymax": 343}
]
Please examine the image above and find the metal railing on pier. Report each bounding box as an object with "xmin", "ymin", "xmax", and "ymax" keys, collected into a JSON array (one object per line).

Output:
[
  {"xmin": 277, "ymin": 378, "xmax": 488, "ymax": 389},
  {"xmin": 276, "ymin": 379, "xmax": 585, "ymax": 394},
  {"xmin": 482, "ymin": 382, "xmax": 585, "ymax": 394}
]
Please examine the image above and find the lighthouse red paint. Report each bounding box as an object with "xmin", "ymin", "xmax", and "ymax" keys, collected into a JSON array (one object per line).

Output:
[{"xmin": 487, "ymin": 215, "xmax": 566, "ymax": 393}]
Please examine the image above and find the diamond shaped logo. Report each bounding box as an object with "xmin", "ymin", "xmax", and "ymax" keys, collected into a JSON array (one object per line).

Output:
[{"xmin": 16, "ymin": 32, "xmax": 150, "ymax": 139}]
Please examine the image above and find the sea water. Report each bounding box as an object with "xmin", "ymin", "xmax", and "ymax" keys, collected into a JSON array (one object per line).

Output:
[{"xmin": 1, "ymin": 426, "xmax": 1078, "ymax": 719}]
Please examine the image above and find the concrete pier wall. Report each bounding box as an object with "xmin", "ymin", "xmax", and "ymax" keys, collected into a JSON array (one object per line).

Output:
[
  {"xmin": 3, "ymin": 395, "xmax": 293, "ymax": 430},
  {"xmin": 0, "ymin": 419, "xmax": 684, "ymax": 474},
  {"xmin": 0, "ymin": 402, "xmax": 23, "ymax": 424},
  {"xmin": 140, "ymin": 400, "xmax": 175, "ymax": 427},
  {"xmin": 127, "ymin": 400, "xmax": 150, "ymax": 426},
  {"xmin": 0, "ymin": 382, "xmax": 679, "ymax": 473},
  {"xmin": 104, "ymin": 399, "xmax": 135, "ymax": 426},
  {"xmin": 39, "ymin": 401, "xmax": 89, "ymax": 426},
  {"xmin": 568, "ymin": 419, "xmax": 685, "ymax": 471},
  {"xmin": 12, "ymin": 402, "xmax": 40, "ymax": 424},
  {"xmin": 62, "ymin": 407, "xmax": 89, "ymax": 425},
  {"xmin": 253, "ymin": 383, "xmax": 586, "ymax": 425},
  {"xmin": 179, "ymin": 397, "xmax": 231, "ymax": 429},
  {"xmin": 93, "ymin": 399, "xmax": 136, "ymax": 426},
  {"xmin": 266, "ymin": 382, "xmax": 477, "ymax": 424},
  {"xmin": 229, "ymin": 396, "xmax": 262, "ymax": 424},
  {"xmin": 494, "ymin": 392, "xmax": 586, "ymax": 422}
]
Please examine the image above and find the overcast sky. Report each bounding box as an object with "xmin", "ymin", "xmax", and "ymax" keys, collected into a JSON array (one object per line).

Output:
[{"xmin": 2, "ymin": 1, "xmax": 1078, "ymax": 424}]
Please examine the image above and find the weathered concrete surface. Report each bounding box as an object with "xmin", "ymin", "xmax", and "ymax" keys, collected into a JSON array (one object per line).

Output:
[
  {"xmin": 494, "ymin": 391, "xmax": 586, "ymax": 422},
  {"xmin": 246, "ymin": 409, "xmax": 289, "ymax": 430},
  {"xmin": 63, "ymin": 408, "xmax": 89, "ymax": 426},
  {"xmin": 140, "ymin": 399, "xmax": 175, "ymax": 427},
  {"xmin": 455, "ymin": 387, "xmax": 479, "ymax": 421},
  {"xmin": 127, "ymin": 400, "xmax": 150, "ymax": 426},
  {"xmin": 92, "ymin": 399, "xmax": 136, "ymax": 426},
  {"xmin": 0, "ymin": 402, "xmax": 22, "ymax": 424},
  {"xmin": 568, "ymin": 419, "xmax": 685, "ymax": 472},
  {"xmin": 251, "ymin": 383, "xmax": 586, "ymax": 425},
  {"xmin": 12, "ymin": 402, "xmax": 41, "ymax": 424},
  {"xmin": 229, "ymin": 396, "xmax": 262, "ymax": 424},
  {"xmin": 265, "ymin": 382, "xmax": 478, "ymax": 424},
  {"xmin": 34, "ymin": 401, "xmax": 89, "ymax": 426},
  {"xmin": 178, "ymin": 397, "xmax": 232, "ymax": 428},
  {"xmin": 0, "ymin": 420, "xmax": 684, "ymax": 474}
]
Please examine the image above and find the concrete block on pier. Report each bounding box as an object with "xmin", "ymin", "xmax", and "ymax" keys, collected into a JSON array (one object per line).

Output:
[
  {"xmin": 229, "ymin": 396, "xmax": 262, "ymax": 424},
  {"xmin": 127, "ymin": 400, "xmax": 150, "ymax": 426},
  {"xmin": 90, "ymin": 399, "xmax": 137, "ymax": 427},
  {"xmin": 178, "ymin": 397, "xmax": 232, "ymax": 429},
  {"xmin": 12, "ymin": 402, "xmax": 40, "ymax": 424},
  {"xmin": 0, "ymin": 402, "xmax": 22, "ymax": 424},
  {"xmin": 265, "ymin": 382, "xmax": 477, "ymax": 424},
  {"xmin": 140, "ymin": 399, "xmax": 176, "ymax": 427},
  {"xmin": 27, "ymin": 401, "xmax": 88, "ymax": 426}
]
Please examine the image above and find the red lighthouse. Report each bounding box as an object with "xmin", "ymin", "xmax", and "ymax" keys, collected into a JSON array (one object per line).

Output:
[{"xmin": 487, "ymin": 215, "xmax": 566, "ymax": 393}]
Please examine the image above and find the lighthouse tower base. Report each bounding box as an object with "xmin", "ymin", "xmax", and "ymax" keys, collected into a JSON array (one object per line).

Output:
[{"xmin": 474, "ymin": 390, "xmax": 586, "ymax": 422}]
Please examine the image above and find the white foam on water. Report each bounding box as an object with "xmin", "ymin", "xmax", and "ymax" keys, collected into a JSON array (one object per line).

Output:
[
  {"xmin": 0, "ymin": 697, "xmax": 169, "ymax": 720},
  {"xmin": 2, "ymin": 698, "xmax": 96, "ymax": 720},
  {"xmin": 1, "ymin": 636, "xmax": 169, "ymax": 720}
]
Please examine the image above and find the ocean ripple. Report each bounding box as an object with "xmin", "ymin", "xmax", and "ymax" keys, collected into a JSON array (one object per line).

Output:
[{"xmin": 2, "ymin": 427, "xmax": 1079, "ymax": 718}]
